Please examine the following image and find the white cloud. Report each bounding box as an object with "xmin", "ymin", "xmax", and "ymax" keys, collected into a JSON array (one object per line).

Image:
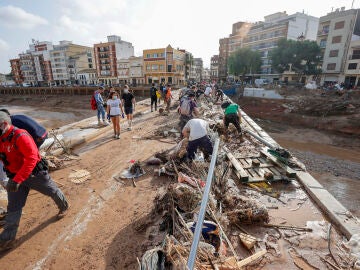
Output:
[
  {"xmin": 0, "ymin": 5, "xmax": 48, "ymax": 29},
  {"xmin": 0, "ymin": 39, "xmax": 9, "ymax": 51}
]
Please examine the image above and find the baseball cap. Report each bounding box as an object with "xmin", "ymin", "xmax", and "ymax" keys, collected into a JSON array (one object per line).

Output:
[{"xmin": 99, "ymin": 86, "xmax": 105, "ymax": 90}]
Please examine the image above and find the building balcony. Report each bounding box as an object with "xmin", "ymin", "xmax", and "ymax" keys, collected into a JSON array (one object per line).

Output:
[
  {"xmin": 348, "ymin": 54, "xmax": 360, "ymax": 60},
  {"xmin": 318, "ymin": 29, "xmax": 329, "ymax": 36}
]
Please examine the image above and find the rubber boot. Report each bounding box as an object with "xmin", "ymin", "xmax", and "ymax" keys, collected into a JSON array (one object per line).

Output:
[{"xmin": 0, "ymin": 210, "xmax": 22, "ymax": 251}]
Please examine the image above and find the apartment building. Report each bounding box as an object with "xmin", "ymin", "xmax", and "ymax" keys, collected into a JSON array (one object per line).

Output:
[
  {"xmin": 129, "ymin": 56, "xmax": 144, "ymax": 86},
  {"xmin": 193, "ymin": 58, "xmax": 203, "ymax": 82},
  {"xmin": 31, "ymin": 41, "xmax": 54, "ymax": 85},
  {"xmin": 344, "ymin": 32, "xmax": 360, "ymax": 87},
  {"xmin": 317, "ymin": 8, "xmax": 360, "ymax": 85},
  {"xmin": 143, "ymin": 45, "xmax": 185, "ymax": 85},
  {"xmin": 9, "ymin": 41, "xmax": 54, "ymax": 86},
  {"xmin": 202, "ymin": 68, "xmax": 210, "ymax": 81},
  {"xmin": 19, "ymin": 53, "xmax": 36, "ymax": 85},
  {"xmin": 210, "ymin": 55, "xmax": 219, "ymax": 82},
  {"xmin": 50, "ymin": 41, "xmax": 93, "ymax": 85},
  {"xmin": 77, "ymin": 69, "xmax": 97, "ymax": 85},
  {"xmin": 10, "ymin": 58, "xmax": 23, "ymax": 85},
  {"xmin": 94, "ymin": 35, "xmax": 134, "ymax": 85},
  {"xmin": 218, "ymin": 38, "xmax": 230, "ymax": 81},
  {"xmin": 219, "ymin": 11, "xmax": 319, "ymax": 81},
  {"xmin": 117, "ymin": 58, "xmax": 130, "ymax": 85}
]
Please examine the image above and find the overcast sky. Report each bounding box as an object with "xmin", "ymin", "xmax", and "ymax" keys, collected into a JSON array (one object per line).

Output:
[{"xmin": 0, "ymin": 0, "xmax": 358, "ymax": 73}]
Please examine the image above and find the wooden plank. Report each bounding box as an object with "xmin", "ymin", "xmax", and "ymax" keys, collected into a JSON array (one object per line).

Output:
[
  {"xmin": 234, "ymin": 153, "xmax": 261, "ymax": 159},
  {"xmin": 253, "ymin": 167, "xmax": 265, "ymax": 178},
  {"xmin": 236, "ymin": 249, "xmax": 267, "ymax": 268},
  {"xmin": 242, "ymin": 175, "xmax": 285, "ymax": 183},
  {"xmin": 245, "ymin": 158, "xmax": 253, "ymax": 165},
  {"xmin": 268, "ymin": 166, "xmax": 282, "ymax": 176},
  {"xmin": 238, "ymin": 158, "xmax": 251, "ymax": 168},
  {"xmin": 225, "ymin": 149, "xmax": 249, "ymax": 181},
  {"xmin": 261, "ymin": 147, "xmax": 297, "ymax": 178},
  {"xmin": 258, "ymin": 157, "xmax": 267, "ymax": 163},
  {"xmin": 247, "ymin": 168, "xmax": 258, "ymax": 178}
]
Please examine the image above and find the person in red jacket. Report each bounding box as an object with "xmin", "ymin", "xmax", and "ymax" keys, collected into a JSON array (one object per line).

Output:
[{"xmin": 0, "ymin": 111, "xmax": 69, "ymax": 251}]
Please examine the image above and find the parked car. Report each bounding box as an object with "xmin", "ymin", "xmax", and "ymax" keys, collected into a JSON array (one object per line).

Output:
[{"xmin": 254, "ymin": 79, "xmax": 270, "ymax": 87}]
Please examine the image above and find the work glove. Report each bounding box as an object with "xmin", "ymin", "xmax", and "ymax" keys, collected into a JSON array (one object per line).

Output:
[
  {"xmin": 6, "ymin": 179, "xmax": 19, "ymax": 192},
  {"xmin": 107, "ymin": 114, "xmax": 111, "ymax": 121}
]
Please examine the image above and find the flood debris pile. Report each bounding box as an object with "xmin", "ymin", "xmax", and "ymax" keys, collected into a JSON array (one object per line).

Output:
[{"xmin": 134, "ymin": 91, "xmax": 357, "ymax": 269}]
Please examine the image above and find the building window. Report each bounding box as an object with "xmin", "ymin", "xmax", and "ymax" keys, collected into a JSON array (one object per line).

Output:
[
  {"xmin": 352, "ymin": 49, "xmax": 360, "ymax": 59},
  {"xmin": 332, "ymin": 36, "xmax": 342, "ymax": 44},
  {"xmin": 153, "ymin": 53, "xmax": 158, "ymax": 58},
  {"xmin": 146, "ymin": 65, "xmax": 151, "ymax": 70},
  {"xmin": 348, "ymin": 63, "xmax": 357, "ymax": 70},
  {"xmin": 327, "ymin": 63, "xmax": 336, "ymax": 70},
  {"xmin": 329, "ymin": 50, "xmax": 339, "ymax": 57},
  {"xmin": 334, "ymin": 21, "xmax": 345, "ymax": 30},
  {"xmin": 146, "ymin": 54, "xmax": 150, "ymax": 58}
]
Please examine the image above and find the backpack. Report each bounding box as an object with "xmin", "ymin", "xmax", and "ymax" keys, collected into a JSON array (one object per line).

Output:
[
  {"xmin": 150, "ymin": 87, "xmax": 157, "ymax": 97},
  {"xmin": 10, "ymin": 115, "xmax": 48, "ymax": 148},
  {"xmin": 90, "ymin": 94, "xmax": 97, "ymax": 110},
  {"xmin": 180, "ymin": 97, "xmax": 192, "ymax": 116}
]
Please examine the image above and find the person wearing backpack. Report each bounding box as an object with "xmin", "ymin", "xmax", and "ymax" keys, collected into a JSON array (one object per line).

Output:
[
  {"xmin": 0, "ymin": 112, "xmax": 69, "ymax": 251},
  {"xmin": 94, "ymin": 86, "xmax": 109, "ymax": 126},
  {"xmin": 150, "ymin": 83, "xmax": 158, "ymax": 112},
  {"xmin": 0, "ymin": 109, "xmax": 47, "ymax": 148},
  {"xmin": 179, "ymin": 92, "xmax": 199, "ymax": 130}
]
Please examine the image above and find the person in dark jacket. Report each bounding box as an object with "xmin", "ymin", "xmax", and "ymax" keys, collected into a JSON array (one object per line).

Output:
[
  {"xmin": 0, "ymin": 112, "xmax": 69, "ymax": 251},
  {"xmin": 150, "ymin": 83, "xmax": 158, "ymax": 112}
]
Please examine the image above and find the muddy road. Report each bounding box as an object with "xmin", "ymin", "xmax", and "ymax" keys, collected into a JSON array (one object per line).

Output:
[{"xmin": 4, "ymin": 96, "xmax": 360, "ymax": 217}]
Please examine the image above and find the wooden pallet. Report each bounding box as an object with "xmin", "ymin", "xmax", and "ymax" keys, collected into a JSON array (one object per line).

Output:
[{"xmin": 227, "ymin": 147, "xmax": 295, "ymax": 183}]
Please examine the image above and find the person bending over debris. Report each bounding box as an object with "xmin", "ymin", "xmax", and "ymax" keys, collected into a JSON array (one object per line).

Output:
[
  {"xmin": 182, "ymin": 118, "xmax": 213, "ymax": 161},
  {"xmin": 215, "ymin": 88, "xmax": 224, "ymax": 103},
  {"xmin": 221, "ymin": 101, "xmax": 242, "ymax": 135},
  {"xmin": 0, "ymin": 112, "xmax": 69, "ymax": 251},
  {"xmin": 178, "ymin": 92, "xmax": 199, "ymax": 130},
  {"xmin": 122, "ymin": 85, "xmax": 136, "ymax": 130}
]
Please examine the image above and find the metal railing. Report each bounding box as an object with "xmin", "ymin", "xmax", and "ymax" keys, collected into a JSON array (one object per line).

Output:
[{"xmin": 187, "ymin": 138, "xmax": 220, "ymax": 270}]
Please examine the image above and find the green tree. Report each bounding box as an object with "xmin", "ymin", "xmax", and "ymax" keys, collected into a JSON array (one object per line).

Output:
[
  {"xmin": 228, "ymin": 48, "xmax": 261, "ymax": 77},
  {"xmin": 270, "ymin": 38, "xmax": 322, "ymax": 76}
]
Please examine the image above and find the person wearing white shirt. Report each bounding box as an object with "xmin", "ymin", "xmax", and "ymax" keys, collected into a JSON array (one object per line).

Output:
[
  {"xmin": 182, "ymin": 118, "xmax": 213, "ymax": 161},
  {"xmin": 106, "ymin": 91, "xmax": 124, "ymax": 139},
  {"xmin": 204, "ymin": 85, "xmax": 212, "ymax": 97}
]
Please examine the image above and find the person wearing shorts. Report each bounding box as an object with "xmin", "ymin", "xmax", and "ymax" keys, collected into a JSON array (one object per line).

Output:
[
  {"xmin": 107, "ymin": 91, "xmax": 124, "ymax": 139},
  {"xmin": 121, "ymin": 85, "xmax": 136, "ymax": 130}
]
